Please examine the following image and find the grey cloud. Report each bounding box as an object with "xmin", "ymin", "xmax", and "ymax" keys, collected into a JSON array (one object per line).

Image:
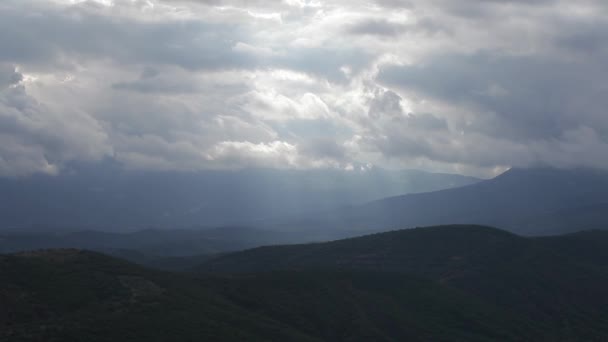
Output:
[
  {"xmin": 410, "ymin": 0, "xmax": 560, "ymax": 19},
  {"xmin": 346, "ymin": 19, "xmax": 406, "ymax": 37},
  {"xmin": 278, "ymin": 47, "xmax": 373, "ymax": 83},
  {"xmin": 374, "ymin": 0, "xmax": 413, "ymax": 9},
  {"xmin": 141, "ymin": 67, "xmax": 160, "ymax": 79},
  {"xmin": 368, "ymin": 90, "xmax": 404, "ymax": 119},
  {"xmin": 370, "ymin": 125, "xmax": 608, "ymax": 170},
  {"xmin": 554, "ymin": 19, "xmax": 608, "ymax": 56},
  {"xmin": 91, "ymin": 79, "xmax": 282, "ymax": 171},
  {"xmin": 362, "ymin": 57, "xmax": 608, "ymax": 170},
  {"xmin": 345, "ymin": 17, "xmax": 447, "ymax": 38},
  {"xmin": 110, "ymin": 67, "xmax": 198, "ymax": 94},
  {"xmin": 0, "ymin": 1, "xmax": 251, "ymax": 71},
  {"xmin": 0, "ymin": 65, "xmax": 22, "ymax": 89},
  {"xmin": 406, "ymin": 113, "xmax": 448, "ymax": 131},
  {"xmin": 1, "ymin": 0, "xmax": 608, "ymax": 176},
  {"xmin": 0, "ymin": 81, "xmax": 111, "ymax": 176},
  {"xmin": 367, "ymin": 90, "xmax": 447, "ymax": 131},
  {"xmin": 112, "ymin": 75, "xmax": 199, "ymax": 94},
  {"xmin": 378, "ymin": 52, "xmax": 608, "ymax": 142},
  {"xmin": 0, "ymin": 0, "xmax": 373, "ymax": 175},
  {"xmin": 299, "ymin": 137, "xmax": 348, "ymax": 161},
  {"xmin": 0, "ymin": 0, "xmax": 369, "ymax": 83}
]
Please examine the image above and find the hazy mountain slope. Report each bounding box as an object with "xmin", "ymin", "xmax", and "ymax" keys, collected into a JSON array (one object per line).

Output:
[
  {"xmin": 302, "ymin": 168, "xmax": 608, "ymax": 235},
  {"xmin": 0, "ymin": 226, "xmax": 372, "ymax": 266},
  {"xmin": 199, "ymin": 225, "xmax": 608, "ymax": 339},
  {"xmin": 0, "ymin": 164, "xmax": 479, "ymax": 230},
  {"xmin": 0, "ymin": 228, "xmax": 271, "ymax": 257}
]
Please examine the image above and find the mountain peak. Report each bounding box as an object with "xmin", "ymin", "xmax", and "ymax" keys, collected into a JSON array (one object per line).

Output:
[
  {"xmin": 495, "ymin": 166, "xmax": 607, "ymax": 187},
  {"xmin": 496, "ymin": 166, "xmax": 608, "ymax": 179}
]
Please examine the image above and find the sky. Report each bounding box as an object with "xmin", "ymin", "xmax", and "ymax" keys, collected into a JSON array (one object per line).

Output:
[{"xmin": 0, "ymin": 0, "xmax": 607, "ymax": 178}]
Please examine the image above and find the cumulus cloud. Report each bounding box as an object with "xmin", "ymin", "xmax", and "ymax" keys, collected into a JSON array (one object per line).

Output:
[
  {"xmin": 0, "ymin": 0, "xmax": 607, "ymax": 177},
  {"xmin": 0, "ymin": 64, "xmax": 111, "ymax": 176}
]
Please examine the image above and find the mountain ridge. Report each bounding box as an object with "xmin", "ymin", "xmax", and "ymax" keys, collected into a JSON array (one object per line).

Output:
[{"xmin": 294, "ymin": 167, "xmax": 608, "ymax": 235}]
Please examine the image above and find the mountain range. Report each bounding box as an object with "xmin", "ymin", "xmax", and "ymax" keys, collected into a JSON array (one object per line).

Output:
[
  {"xmin": 0, "ymin": 163, "xmax": 479, "ymax": 230},
  {"xmin": 2, "ymin": 167, "xmax": 608, "ymax": 263}
]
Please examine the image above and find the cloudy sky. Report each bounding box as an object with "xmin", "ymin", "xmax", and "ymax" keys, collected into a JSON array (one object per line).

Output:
[{"xmin": 1, "ymin": 0, "xmax": 607, "ymax": 177}]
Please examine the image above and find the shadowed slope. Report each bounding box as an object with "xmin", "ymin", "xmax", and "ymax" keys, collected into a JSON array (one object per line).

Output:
[
  {"xmin": 0, "ymin": 249, "xmax": 316, "ymax": 342},
  {"xmin": 199, "ymin": 225, "xmax": 608, "ymax": 340},
  {"xmin": 1, "ymin": 248, "xmax": 534, "ymax": 342},
  {"xmin": 6, "ymin": 225, "xmax": 608, "ymax": 341}
]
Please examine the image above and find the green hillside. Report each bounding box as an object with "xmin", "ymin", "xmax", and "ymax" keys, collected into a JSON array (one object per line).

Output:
[
  {"xmin": 202, "ymin": 271, "xmax": 536, "ymax": 341},
  {"xmin": 4, "ymin": 225, "xmax": 608, "ymax": 341},
  {"xmin": 0, "ymin": 248, "xmax": 532, "ymax": 342},
  {"xmin": 0, "ymin": 250, "xmax": 315, "ymax": 342},
  {"xmin": 199, "ymin": 225, "xmax": 527, "ymax": 275},
  {"xmin": 199, "ymin": 225, "xmax": 608, "ymax": 339}
]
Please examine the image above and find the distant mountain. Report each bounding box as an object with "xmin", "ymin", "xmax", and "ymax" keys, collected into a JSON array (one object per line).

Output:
[
  {"xmin": 288, "ymin": 167, "xmax": 608, "ymax": 235},
  {"xmin": 0, "ymin": 163, "xmax": 479, "ymax": 230},
  {"xmin": 0, "ymin": 225, "xmax": 381, "ymax": 271},
  {"xmin": 0, "ymin": 226, "xmax": 341, "ymax": 260},
  {"xmin": 5, "ymin": 226, "xmax": 608, "ymax": 341}
]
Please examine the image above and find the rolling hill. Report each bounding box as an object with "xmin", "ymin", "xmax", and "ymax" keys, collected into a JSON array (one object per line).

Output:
[
  {"xmin": 4, "ymin": 225, "xmax": 608, "ymax": 341},
  {"xmin": 1, "ymin": 248, "xmax": 533, "ymax": 341},
  {"xmin": 0, "ymin": 226, "xmax": 372, "ymax": 270},
  {"xmin": 198, "ymin": 225, "xmax": 608, "ymax": 340},
  {"xmin": 0, "ymin": 249, "xmax": 316, "ymax": 342}
]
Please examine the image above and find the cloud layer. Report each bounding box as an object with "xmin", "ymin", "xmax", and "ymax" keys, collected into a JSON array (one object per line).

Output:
[{"xmin": 1, "ymin": 0, "xmax": 607, "ymax": 177}]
